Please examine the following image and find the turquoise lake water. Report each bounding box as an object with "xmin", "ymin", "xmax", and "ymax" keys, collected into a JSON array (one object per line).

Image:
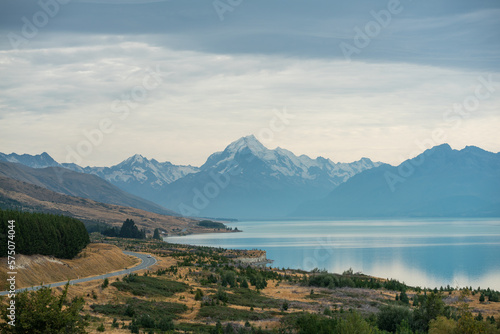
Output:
[{"xmin": 166, "ymin": 219, "xmax": 500, "ymax": 290}]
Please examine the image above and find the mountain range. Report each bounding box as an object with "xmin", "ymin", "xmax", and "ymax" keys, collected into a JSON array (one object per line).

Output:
[
  {"xmin": 0, "ymin": 161, "xmax": 177, "ymax": 216},
  {"xmin": 2, "ymin": 136, "xmax": 499, "ymax": 219},
  {"xmin": 0, "ymin": 175, "xmax": 203, "ymax": 234},
  {"xmin": 294, "ymin": 144, "xmax": 500, "ymax": 218},
  {"xmin": 1, "ymin": 136, "xmax": 381, "ymax": 219}
]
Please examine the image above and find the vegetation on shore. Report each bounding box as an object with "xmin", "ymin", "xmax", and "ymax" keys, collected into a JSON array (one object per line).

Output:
[{"xmin": 0, "ymin": 220, "xmax": 499, "ymax": 333}]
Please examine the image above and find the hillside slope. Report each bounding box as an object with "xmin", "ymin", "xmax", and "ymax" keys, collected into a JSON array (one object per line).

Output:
[
  {"xmin": 294, "ymin": 144, "xmax": 500, "ymax": 218},
  {"xmin": 0, "ymin": 161, "xmax": 177, "ymax": 216},
  {"xmin": 0, "ymin": 176, "xmax": 203, "ymax": 234},
  {"xmin": 0, "ymin": 243, "xmax": 137, "ymax": 290}
]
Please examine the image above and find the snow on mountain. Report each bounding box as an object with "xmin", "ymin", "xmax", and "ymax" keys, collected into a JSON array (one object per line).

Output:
[
  {"xmin": 64, "ymin": 154, "xmax": 199, "ymax": 190},
  {"xmin": 202, "ymin": 135, "xmax": 381, "ymax": 185},
  {"xmin": 1, "ymin": 136, "xmax": 381, "ymax": 218},
  {"xmin": 159, "ymin": 135, "xmax": 382, "ymax": 219},
  {"xmin": 0, "ymin": 152, "xmax": 62, "ymax": 168}
]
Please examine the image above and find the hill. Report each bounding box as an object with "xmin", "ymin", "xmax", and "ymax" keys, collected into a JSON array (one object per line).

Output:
[
  {"xmin": 0, "ymin": 176, "xmax": 211, "ymax": 235},
  {"xmin": 293, "ymin": 144, "xmax": 500, "ymax": 218},
  {"xmin": 0, "ymin": 243, "xmax": 137, "ymax": 291},
  {"xmin": 0, "ymin": 161, "xmax": 177, "ymax": 217}
]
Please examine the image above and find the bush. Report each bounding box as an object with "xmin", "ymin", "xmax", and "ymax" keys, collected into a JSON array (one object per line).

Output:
[
  {"xmin": 377, "ymin": 305, "xmax": 412, "ymax": 333},
  {"xmin": 197, "ymin": 306, "xmax": 272, "ymax": 321},
  {"xmin": 195, "ymin": 288, "xmax": 204, "ymax": 301},
  {"xmin": 0, "ymin": 284, "xmax": 88, "ymax": 333},
  {"xmin": 111, "ymin": 275, "xmax": 188, "ymax": 297}
]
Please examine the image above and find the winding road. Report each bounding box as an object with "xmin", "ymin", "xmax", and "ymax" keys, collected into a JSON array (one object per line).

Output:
[{"xmin": 0, "ymin": 251, "xmax": 156, "ymax": 296}]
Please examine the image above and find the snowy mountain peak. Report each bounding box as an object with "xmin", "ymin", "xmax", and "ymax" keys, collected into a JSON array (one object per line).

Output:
[
  {"xmin": 226, "ymin": 135, "xmax": 267, "ymax": 154},
  {"xmin": 0, "ymin": 152, "xmax": 61, "ymax": 168},
  {"xmin": 120, "ymin": 154, "xmax": 147, "ymax": 166}
]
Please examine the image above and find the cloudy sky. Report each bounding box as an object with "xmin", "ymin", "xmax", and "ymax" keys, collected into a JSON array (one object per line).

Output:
[{"xmin": 1, "ymin": 0, "xmax": 499, "ymax": 167}]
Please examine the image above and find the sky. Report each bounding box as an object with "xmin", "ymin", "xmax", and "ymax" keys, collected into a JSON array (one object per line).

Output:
[{"xmin": 0, "ymin": 0, "xmax": 499, "ymax": 167}]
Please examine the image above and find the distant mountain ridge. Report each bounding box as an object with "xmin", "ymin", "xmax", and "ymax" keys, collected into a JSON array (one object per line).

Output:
[
  {"xmin": 293, "ymin": 144, "xmax": 500, "ymax": 218},
  {"xmin": 158, "ymin": 135, "xmax": 382, "ymax": 218},
  {"xmin": 0, "ymin": 161, "xmax": 177, "ymax": 217},
  {"xmin": 62, "ymin": 154, "xmax": 199, "ymax": 204},
  {"xmin": 0, "ymin": 152, "xmax": 61, "ymax": 168},
  {"xmin": 0, "ymin": 175, "xmax": 198, "ymax": 233},
  {"xmin": 3, "ymin": 139, "xmax": 498, "ymax": 219},
  {"xmin": 1, "ymin": 135, "xmax": 382, "ymax": 219}
]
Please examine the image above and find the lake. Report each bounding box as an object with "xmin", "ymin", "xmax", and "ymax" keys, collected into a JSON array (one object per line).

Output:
[{"xmin": 166, "ymin": 219, "xmax": 500, "ymax": 290}]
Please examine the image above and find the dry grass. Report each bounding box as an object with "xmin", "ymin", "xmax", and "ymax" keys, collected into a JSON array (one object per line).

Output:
[
  {"xmin": 0, "ymin": 243, "xmax": 137, "ymax": 290},
  {"xmin": 0, "ymin": 176, "xmax": 233, "ymax": 235},
  {"xmin": 2, "ymin": 242, "xmax": 499, "ymax": 333}
]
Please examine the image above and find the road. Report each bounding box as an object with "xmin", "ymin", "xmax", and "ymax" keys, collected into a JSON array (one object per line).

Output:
[{"xmin": 0, "ymin": 251, "xmax": 156, "ymax": 296}]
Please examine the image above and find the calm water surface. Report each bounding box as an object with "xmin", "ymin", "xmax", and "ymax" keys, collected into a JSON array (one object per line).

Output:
[{"xmin": 166, "ymin": 219, "xmax": 500, "ymax": 290}]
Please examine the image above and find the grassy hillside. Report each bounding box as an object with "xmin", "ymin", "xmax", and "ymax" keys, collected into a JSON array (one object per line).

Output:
[
  {"xmin": 1, "ymin": 238, "xmax": 499, "ymax": 333},
  {"xmin": 0, "ymin": 243, "xmax": 137, "ymax": 291},
  {"xmin": 0, "ymin": 176, "xmax": 230, "ymax": 235},
  {"xmin": 0, "ymin": 162, "xmax": 177, "ymax": 216}
]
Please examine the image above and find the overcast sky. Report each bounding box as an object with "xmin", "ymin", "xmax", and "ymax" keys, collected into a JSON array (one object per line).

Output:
[{"xmin": 1, "ymin": 0, "xmax": 499, "ymax": 167}]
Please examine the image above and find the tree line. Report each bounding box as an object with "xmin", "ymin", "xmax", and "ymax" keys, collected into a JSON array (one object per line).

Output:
[
  {"xmin": 101, "ymin": 219, "xmax": 146, "ymax": 239},
  {"xmin": 0, "ymin": 209, "xmax": 89, "ymax": 259}
]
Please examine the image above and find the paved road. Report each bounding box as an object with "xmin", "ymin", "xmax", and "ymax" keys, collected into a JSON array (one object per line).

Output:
[{"xmin": 0, "ymin": 251, "xmax": 156, "ymax": 295}]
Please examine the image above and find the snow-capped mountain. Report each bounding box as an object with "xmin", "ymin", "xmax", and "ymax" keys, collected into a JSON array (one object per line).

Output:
[
  {"xmin": 294, "ymin": 144, "xmax": 500, "ymax": 218},
  {"xmin": 159, "ymin": 135, "xmax": 381, "ymax": 218},
  {"xmin": 1, "ymin": 135, "xmax": 380, "ymax": 218},
  {"xmin": 201, "ymin": 135, "xmax": 379, "ymax": 185},
  {"xmin": 0, "ymin": 152, "xmax": 62, "ymax": 168},
  {"xmin": 63, "ymin": 154, "xmax": 199, "ymax": 203}
]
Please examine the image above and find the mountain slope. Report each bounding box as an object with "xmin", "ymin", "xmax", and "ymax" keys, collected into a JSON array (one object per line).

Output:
[
  {"xmin": 0, "ymin": 162, "xmax": 178, "ymax": 216},
  {"xmin": 63, "ymin": 154, "xmax": 199, "ymax": 203},
  {"xmin": 0, "ymin": 152, "xmax": 61, "ymax": 168},
  {"xmin": 293, "ymin": 144, "xmax": 500, "ymax": 218},
  {"xmin": 160, "ymin": 135, "xmax": 381, "ymax": 219},
  {"xmin": 0, "ymin": 175, "xmax": 202, "ymax": 233}
]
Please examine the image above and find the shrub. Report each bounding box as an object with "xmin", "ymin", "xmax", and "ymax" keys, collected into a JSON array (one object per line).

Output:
[
  {"xmin": 0, "ymin": 284, "xmax": 88, "ymax": 333},
  {"xmin": 376, "ymin": 305, "xmax": 412, "ymax": 333}
]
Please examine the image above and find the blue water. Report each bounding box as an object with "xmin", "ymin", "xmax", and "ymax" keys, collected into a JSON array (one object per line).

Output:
[{"xmin": 166, "ymin": 219, "xmax": 500, "ymax": 290}]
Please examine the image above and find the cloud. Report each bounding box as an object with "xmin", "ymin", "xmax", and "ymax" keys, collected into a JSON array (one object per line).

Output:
[
  {"xmin": 0, "ymin": 37, "xmax": 499, "ymax": 167},
  {"xmin": 1, "ymin": 1, "xmax": 499, "ymax": 69}
]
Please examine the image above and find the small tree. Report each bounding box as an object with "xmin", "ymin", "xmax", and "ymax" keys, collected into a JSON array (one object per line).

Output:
[
  {"xmin": 153, "ymin": 228, "xmax": 162, "ymax": 240},
  {"xmin": 0, "ymin": 283, "xmax": 88, "ymax": 333},
  {"xmin": 240, "ymin": 278, "xmax": 249, "ymax": 288},
  {"xmin": 479, "ymin": 294, "xmax": 485, "ymax": 303},
  {"xmin": 400, "ymin": 290, "xmax": 409, "ymax": 304},
  {"xmin": 101, "ymin": 277, "xmax": 109, "ymax": 289},
  {"xmin": 194, "ymin": 288, "xmax": 204, "ymax": 301}
]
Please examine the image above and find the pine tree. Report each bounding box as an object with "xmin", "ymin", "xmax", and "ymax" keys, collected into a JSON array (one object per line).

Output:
[{"xmin": 153, "ymin": 228, "xmax": 161, "ymax": 240}]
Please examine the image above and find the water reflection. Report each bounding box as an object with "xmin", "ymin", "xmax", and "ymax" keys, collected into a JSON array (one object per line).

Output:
[{"xmin": 166, "ymin": 219, "xmax": 500, "ymax": 290}]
